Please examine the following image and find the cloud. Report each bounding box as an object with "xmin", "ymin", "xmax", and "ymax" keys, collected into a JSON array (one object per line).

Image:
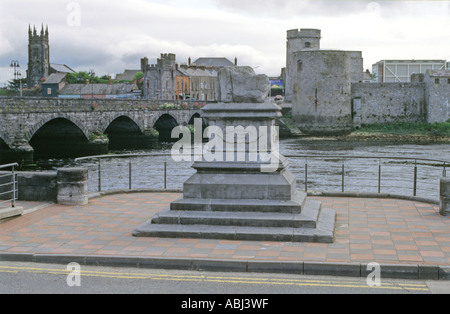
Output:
[{"xmin": 0, "ymin": 0, "xmax": 448, "ymax": 86}]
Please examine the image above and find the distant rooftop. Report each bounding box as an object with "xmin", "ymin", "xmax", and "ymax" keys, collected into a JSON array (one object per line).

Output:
[
  {"xmin": 60, "ymin": 82, "xmax": 138, "ymax": 95},
  {"xmin": 192, "ymin": 57, "xmax": 236, "ymax": 68},
  {"xmin": 115, "ymin": 69, "xmax": 141, "ymax": 81},
  {"xmin": 43, "ymin": 73, "xmax": 67, "ymax": 84},
  {"xmin": 427, "ymin": 69, "xmax": 450, "ymax": 78},
  {"xmin": 178, "ymin": 65, "xmax": 217, "ymax": 77},
  {"xmin": 50, "ymin": 63, "xmax": 76, "ymax": 73}
]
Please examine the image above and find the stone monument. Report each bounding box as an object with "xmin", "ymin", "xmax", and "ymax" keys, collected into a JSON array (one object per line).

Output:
[{"xmin": 133, "ymin": 67, "xmax": 336, "ymax": 242}]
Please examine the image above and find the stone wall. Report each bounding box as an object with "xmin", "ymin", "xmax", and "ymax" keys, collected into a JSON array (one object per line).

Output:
[
  {"xmin": 0, "ymin": 168, "xmax": 89, "ymax": 204},
  {"xmin": 425, "ymin": 73, "xmax": 450, "ymax": 124},
  {"xmin": 351, "ymin": 83, "xmax": 427, "ymax": 125},
  {"xmin": 0, "ymin": 171, "xmax": 57, "ymax": 202}
]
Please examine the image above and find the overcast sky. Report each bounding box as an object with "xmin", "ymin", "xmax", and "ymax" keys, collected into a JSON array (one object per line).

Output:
[{"xmin": 0, "ymin": 0, "xmax": 449, "ymax": 86}]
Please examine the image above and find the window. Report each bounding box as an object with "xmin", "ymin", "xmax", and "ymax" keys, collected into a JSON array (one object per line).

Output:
[
  {"xmin": 47, "ymin": 88, "xmax": 52, "ymax": 95},
  {"xmin": 448, "ymin": 78, "xmax": 450, "ymax": 84},
  {"xmin": 435, "ymin": 78, "xmax": 440, "ymax": 84},
  {"xmin": 304, "ymin": 42, "xmax": 311, "ymax": 48},
  {"xmin": 297, "ymin": 60, "xmax": 302, "ymax": 72}
]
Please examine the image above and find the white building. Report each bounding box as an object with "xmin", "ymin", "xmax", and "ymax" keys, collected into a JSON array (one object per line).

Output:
[{"xmin": 372, "ymin": 60, "xmax": 447, "ymax": 83}]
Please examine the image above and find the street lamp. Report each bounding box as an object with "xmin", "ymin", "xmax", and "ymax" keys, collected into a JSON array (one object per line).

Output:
[
  {"xmin": 10, "ymin": 60, "xmax": 20, "ymax": 79},
  {"xmin": 10, "ymin": 60, "xmax": 22, "ymax": 96}
]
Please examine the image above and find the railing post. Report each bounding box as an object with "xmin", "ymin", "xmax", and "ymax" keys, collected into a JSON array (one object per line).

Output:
[
  {"xmin": 342, "ymin": 162, "xmax": 345, "ymax": 193},
  {"xmin": 129, "ymin": 158, "xmax": 132, "ymax": 190},
  {"xmin": 413, "ymin": 160, "xmax": 418, "ymax": 197},
  {"xmin": 98, "ymin": 158, "xmax": 102, "ymax": 192},
  {"xmin": 443, "ymin": 162, "xmax": 447, "ymax": 178},
  {"xmin": 305, "ymin": 158, "xmax": 308, "ymax": 192},
  {"xmin": 164, "ymin": 161, "xmax": 167, "ymax": 190},
  {"xmin": 378, "ymin": 160, "xmax": 382, "ymax": 194},
  {"xmin": 11, "ymin": 165, "xmax": 16, "ymax": 208}
]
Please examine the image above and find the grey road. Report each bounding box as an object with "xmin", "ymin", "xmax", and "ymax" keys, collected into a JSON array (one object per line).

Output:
[{"xmin": 0, "ymin": 261, "xmax": 448, "ymax": 297}]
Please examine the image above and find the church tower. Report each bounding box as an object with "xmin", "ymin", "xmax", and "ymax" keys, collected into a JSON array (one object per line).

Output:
[{"xmin": 27, "ymin": 24, "xmax": 50, "ymax": 88}]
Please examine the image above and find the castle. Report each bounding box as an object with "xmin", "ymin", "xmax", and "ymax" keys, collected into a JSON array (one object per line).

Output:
[{"xmin": 285, "ymin": 28, "xmax": 450, "ymax": 135}]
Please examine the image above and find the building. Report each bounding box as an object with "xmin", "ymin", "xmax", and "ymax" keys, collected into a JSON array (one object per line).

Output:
[
  {"xmin": 372, "ymin": 60, "xmax": 448, "ymax": 83},
  {"xmin": 27, "ymin": 25, "xmax": 76, "ymax": 88},
  {"xmin": 41, "ymin": 73, "xmax": 67, "ymax": 97},
  {"xmin": 58, "ymin": 81, "xmax": 140, "ymax": 99},
  {"xmin": 175, "ymin": 70, "xmax": 190, "ymax": 101},
  {"xmin": 27, "ymin": 25, "xmax": 50, "ymax": 88},
  {"xmin": 287, "ymin": 28, "xmax": 450, "ymax": 134},
  {"xmin": 141, "ymin": 54, "xmax": 177, "ymax": 100},
  {"xmin": 178, "ymin": 64, "xmax": 217, "ymax": 101},
  {"xmin": 141, "ymin": 54, "xmax": 228, "ymax": 101}
]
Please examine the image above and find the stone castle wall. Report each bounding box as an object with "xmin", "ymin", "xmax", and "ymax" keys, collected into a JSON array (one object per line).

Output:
[{"xmin": 351, "ymin": 83, "xmax": 427, "ymax": 125}]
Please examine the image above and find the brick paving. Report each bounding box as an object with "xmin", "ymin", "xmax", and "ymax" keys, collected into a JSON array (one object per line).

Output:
[{"xmin": 0, "ymin": 193, "xmax": 449, "ymax": 266}]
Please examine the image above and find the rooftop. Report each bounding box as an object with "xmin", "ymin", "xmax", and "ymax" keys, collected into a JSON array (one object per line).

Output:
[
  {"xmin": 42, "ymin": 73, "xmax": 67, "ymax": 84},
  {"xmin": 59, "ymin": 82, "xmax": 139, "ymax": 95},
  {"xmin": 193, "ymin": 57, "xmax": 236, "ymax": 68}
]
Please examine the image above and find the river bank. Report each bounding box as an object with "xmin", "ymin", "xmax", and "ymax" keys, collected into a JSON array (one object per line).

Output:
[{"xmin": 278, "ymin": 117, "xmax": 450, "ymax": 143}]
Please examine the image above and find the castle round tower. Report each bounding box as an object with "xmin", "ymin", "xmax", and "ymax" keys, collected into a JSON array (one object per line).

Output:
[
  {"xmin": 285, "ymin": 29, "xmax": 321, "ymax": 102},
  {"xmin": 292, "ymin": 50, "xmax": 353, "ymax": 135}
]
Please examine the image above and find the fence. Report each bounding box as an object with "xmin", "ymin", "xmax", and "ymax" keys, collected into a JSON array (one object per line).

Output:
[
  {"xmin": 0, "ymin": 163, "xmax": 18, "ymax": 208},
  {"xmin": 75, "ymin": 154, "xmax": 448, "ymax": 203}
]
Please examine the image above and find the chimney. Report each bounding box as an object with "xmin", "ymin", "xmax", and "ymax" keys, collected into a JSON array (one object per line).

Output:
[
  {"xmin": 235, "ymin": 57, "xmax": 238, "ymax": 66},
  {"xmin": 109, "ymin": 79, "xmax": 113, "ymax": 85},
  {"xmin": 85, "ymin": 79, "xmax": 90, "ymax": 85},
  {"xmin": 188, "ymin": 57, "xmax": 191, "ymax": 66}
]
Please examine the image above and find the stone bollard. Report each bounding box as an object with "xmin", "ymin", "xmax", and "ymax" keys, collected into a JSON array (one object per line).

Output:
[
  {"xmin": 57, "ymin": 168, "xmax": 89, "ymax": 206},
  {"xmin": 440, "ymin": 178, "xmax": 450, "ymax": 216}
]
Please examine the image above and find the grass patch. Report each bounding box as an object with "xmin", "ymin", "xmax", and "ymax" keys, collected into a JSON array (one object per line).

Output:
[{"xmin": 355, "ymin": 121, "xmax": 450, "ymax": 137}]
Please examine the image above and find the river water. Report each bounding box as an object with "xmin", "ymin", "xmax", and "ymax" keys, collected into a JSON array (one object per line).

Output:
[{"xmin": 67, "ymin": 138, "xmax": 450, "ymax": 201}]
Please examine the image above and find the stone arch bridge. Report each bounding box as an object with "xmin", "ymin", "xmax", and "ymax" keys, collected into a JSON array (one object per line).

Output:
[{"xmin": 0, "ymin": 97, "xmax": 205, "ymax": 164}]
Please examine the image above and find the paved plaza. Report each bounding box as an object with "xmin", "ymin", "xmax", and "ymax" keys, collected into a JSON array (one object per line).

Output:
[{"xmin": 1, "ymin": 192, "xmax": 449, "ymax": 279}]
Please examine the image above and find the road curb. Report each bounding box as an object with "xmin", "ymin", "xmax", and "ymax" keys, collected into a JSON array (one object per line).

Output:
[{"xmin": 1, "ymin": 252, "xmax": 449, "ymax": 281}]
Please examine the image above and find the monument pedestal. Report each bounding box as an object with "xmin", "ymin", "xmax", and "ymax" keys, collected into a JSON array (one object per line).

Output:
[{"xmin": 134, "ymin": 103, "xmax": 336, "ymax": 243}]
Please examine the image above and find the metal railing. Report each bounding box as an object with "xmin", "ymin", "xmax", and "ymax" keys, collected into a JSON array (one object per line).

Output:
[
  {"xmin": 75, "ymin": 154, "xmax": 448, "ymax": 203},
  {"xmin": 0, "ymin": 163, "xmax": 19, "ymax": 208}
]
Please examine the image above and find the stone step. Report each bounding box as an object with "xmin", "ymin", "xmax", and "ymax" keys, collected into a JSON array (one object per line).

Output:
[
  {"xmin": 170, "ymin": 191, "xmax": 307, "ymax": 214},
  {"xmin": 133, "ymin": 208, "xmax": 336, "ymax": 243},
  {"xmin": 154, "ymin": 200, "xmax": 321, "ymax": 228}
]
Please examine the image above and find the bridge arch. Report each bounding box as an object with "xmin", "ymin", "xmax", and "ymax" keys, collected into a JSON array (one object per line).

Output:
[
  {"xmin": 101, "ymin": 113, "xmax": 145, "ymax": 135},
  {"xmin": 29, "ymin": 117, "xmax": 94, "ymax": 160},
  {"xmin": 153, "ymin": 113, "xmax": 180, "ymax": 143},
  {"xmin": 26, "ymin": 114, "xmax": 90, "ymax": 143},
  {"xmin": 188, "ymin": 112, "xmax": 208, "ymax": 128},
  {"xmin": 105, "ymin": 116, "xmax": 151, "ymax": 150}
]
